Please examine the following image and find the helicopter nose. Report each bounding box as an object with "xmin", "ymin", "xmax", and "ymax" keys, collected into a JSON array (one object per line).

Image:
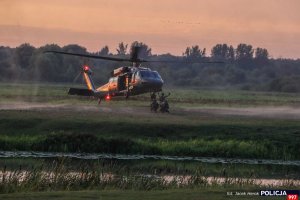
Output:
[
  {"xmin": 156, "ymin": 79, "xmax": 164, "ymax": 87},
  {"xmin": 142, "ymin": 79, "xmax": 163, "ymax": 88}
]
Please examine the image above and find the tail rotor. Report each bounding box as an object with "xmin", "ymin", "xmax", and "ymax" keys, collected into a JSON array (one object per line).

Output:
[{"xmin": 73, "ymin": 70, "xmax": 82, "ymax": 84}]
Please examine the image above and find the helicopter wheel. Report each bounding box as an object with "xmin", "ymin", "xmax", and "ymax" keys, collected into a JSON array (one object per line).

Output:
[
  {"xmin": 98, "ymin": 98, "xmax": 102, "ymax": 105},
  {"xmin": 125, "ymin": 92, "xmax": 129, "ymax": 99}
]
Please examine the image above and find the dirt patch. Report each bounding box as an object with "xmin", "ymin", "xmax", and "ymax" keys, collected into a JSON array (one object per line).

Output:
[
  {"xmin": 183, "ymin": 106, "xmax": 300, "ymax": 119},
  {"xmin": 1, "ymin": 102, "xmax": 300, "ymax": 119},
  {"xmin": 0, "ymin": 102, "xmax": 154, "ymax": 117}
]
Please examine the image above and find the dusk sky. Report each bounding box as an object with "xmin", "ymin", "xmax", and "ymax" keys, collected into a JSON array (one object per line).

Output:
[{"xmin": 1, "ymin": 0, "xmax": 299, "ymax": 58}]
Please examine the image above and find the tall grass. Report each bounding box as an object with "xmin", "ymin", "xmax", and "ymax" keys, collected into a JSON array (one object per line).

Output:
[
  {"xmin": 0, "ymin": 131, "xmax": 299, "ymax": 160},
  {"xmin": 1, "ymin": 159, "xmax": 299, "ymax": 194},
  {"xmin": 2, "ymin": 158, "xmax": 299, "ymax": 180}
]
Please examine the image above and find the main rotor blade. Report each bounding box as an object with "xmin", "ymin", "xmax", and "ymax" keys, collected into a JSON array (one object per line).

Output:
[
  {"xmin": 45, "ymin": 50, "xmax": 225, "ymax": 64},
  {"xmin": 145, "ymin": 60, "xmax": 225, "ymax": 64},
  {"xmin": 44, "ymin": 50, "xmax": 132, "ymax": 62}
]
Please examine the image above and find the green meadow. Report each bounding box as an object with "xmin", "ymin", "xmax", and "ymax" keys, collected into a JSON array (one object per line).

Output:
[
  {"xmin": 0, "ymin": 83, "xmax": 299, "ymax": 198},
  {"xmin": 0, "ymin": 83, "xmax": 300, "ymax": 159}
]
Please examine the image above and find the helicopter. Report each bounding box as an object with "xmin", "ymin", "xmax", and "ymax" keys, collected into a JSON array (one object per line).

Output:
[{"xmin": 45, "ymin": 47, "xmax": 223, "ymax": 104}]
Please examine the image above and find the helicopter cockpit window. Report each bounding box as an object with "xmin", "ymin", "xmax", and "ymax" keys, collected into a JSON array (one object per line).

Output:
[
  {"xmin": 153, "ymin": 71, "xmax": 162, "ymax": 79},
  {"xmin": 139, "ymin": 70, "xmax": 161, "ymax": 79},
  {"xmin": 133, "ymin": 71, "xmax": 137, "ymax": 82}
]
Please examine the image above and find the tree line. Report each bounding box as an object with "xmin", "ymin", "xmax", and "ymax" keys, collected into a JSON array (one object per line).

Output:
[{"xmin": 0, "ymin": 41, "xmax": 300, "ymax": 93}]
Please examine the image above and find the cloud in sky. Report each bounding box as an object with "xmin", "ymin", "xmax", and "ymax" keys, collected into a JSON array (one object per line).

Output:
[{"xmin": 1, "ymin": 0, "xmax": 300, "ymax": 58}]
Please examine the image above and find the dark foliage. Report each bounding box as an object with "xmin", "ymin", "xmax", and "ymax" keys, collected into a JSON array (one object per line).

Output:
[{"xmin": 0, "ymin": 42, "xmax": 299, "ymax": 92}]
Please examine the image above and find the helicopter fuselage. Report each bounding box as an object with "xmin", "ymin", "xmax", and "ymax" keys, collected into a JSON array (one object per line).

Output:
[{"xmin": 93, "ymin": 66, "xmax": 164, "ymax": 98}]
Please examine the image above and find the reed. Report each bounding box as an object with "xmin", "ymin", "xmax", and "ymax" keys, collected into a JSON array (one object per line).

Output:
[{"xmin": 1, "ymin": 160, "xmax": 299, "ymax": 194}]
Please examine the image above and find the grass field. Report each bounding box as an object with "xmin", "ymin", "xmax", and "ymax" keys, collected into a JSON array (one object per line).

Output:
[
  {"xmin": 0, "ymin": 109, "xmax": 299, "ymax": 160},
  {"xmin": 0, "ymin": 83, "xmax": 299, "ymax": 198},
  {"xmin": 0, "ymin": 83, "xmax": 300, "ymax": 160},
  {"xmin": 1, "ymin": 82, "xmax": 300, "ymax": 106}
]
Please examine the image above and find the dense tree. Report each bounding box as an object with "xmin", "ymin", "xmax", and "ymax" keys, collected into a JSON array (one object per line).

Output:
[
  {"xmin": 1, "ymin": 42, "xmax": 300, "ymax": 93},
  {"xmin": 0, "ymin": 46, "xmax": 13, "ymax": 69},
  {"xmin": 183, "ymin": 45, "xmax": 206, "ymax": 59},
  {"xmin": 0, "ymin": 46, "xmax": 13, "ymax": 61},
  {"xmin": 236, "ymin": 44, "xmax": 254, "ymax": 60},
  {"xmin": 236, "ymin": 44, "xmax": 254, "ymax": 68},
  {"xmin": 14, "ymin": 43, "xmax": 36, "ymax": 69},
  {"xmin": 28, "ymin": 44, "xmax": 63, "ymax": 81},
  {"xmin": 116, "ymin": 42, "xmax": 128, "ymax": 56},
  {"xmin": 269, "ymin": 76, "xmax": 300, "ymax": 93},
  {"xmin": 254, "ymin": 47, "xmax": 269, "ymax": 66},
  {"xmin": 0, "ymin": 46, "xmax": 15, "ymax": 80},
  {"xmin": 98, "ymin": 45, "xmax": 110, "ymax": 55},
  {"xmin": 130, "ymin": 41, "xmax": 152, "ymax": 59},
  {"xmin": 211, "ymin": 44, "xmax": 234, "ymax": 61},
  {"xmin": 226, "ymin": 67, "xmax": 246, "ymax": 84},
  {"xmin": 59, "ymin": 45, "xmax": 88, "ymax": 82},
  {"xmin": 62, "ymin": 44, "xmax": 87, "ymax": 54}
]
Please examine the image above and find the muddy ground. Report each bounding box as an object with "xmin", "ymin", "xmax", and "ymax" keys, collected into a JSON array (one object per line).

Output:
[{"xmin": 1, "ymin": 102, "xmax": 300, "ymax": 120}]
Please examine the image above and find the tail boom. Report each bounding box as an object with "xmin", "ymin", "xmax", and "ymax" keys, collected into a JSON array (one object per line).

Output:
[
  {"xmin": 68, "ymin": 88, "xmax": 94, "ymax": 96},
  {"xmin": 83, "ymin": 68, "xmax": 96, "ymax": 91}
]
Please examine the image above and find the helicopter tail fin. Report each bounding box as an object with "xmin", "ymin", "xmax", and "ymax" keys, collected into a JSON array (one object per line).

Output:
[{"xmin": 82, "ymin": 65, "xmax": 96, "ymax": 91}]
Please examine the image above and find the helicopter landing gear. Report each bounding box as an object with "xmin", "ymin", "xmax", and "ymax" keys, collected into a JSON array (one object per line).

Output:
[
  {"xmin": 98, "ymin": 98, "xmax": 102, "ymax": 105},
  {"xmin": 125, "ymin": 92, "xmax": 129, "ymax": 99}
]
